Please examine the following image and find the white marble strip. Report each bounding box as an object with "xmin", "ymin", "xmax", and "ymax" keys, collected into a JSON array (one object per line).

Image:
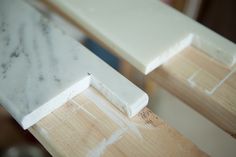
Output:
[
  {"xmin": 47, "ymin": 0, "xmax": 236, "ymax": 74},
  {"xmin": 0, "ymin": 0, "xmax": 148, "ymax": 129}
]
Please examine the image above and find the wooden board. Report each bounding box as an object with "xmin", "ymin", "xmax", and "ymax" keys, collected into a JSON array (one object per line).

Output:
[
  {"xmin": 149, "ymin": 46, "xmax": 236, "ymax": 137},
  {"xmin": 44, "ymin": 0, "xmax": 236, "ymax": 74},
  {"xmin": 29, "ymin": 87, "xmax": 207, "ymax": 157}
]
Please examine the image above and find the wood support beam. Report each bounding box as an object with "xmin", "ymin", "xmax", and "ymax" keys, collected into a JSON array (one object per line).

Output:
[
  {"xmin": 29, "ymin": 87, "xmax": 207, "ymax": 157},
  {"xmin": 150, "ymin": 46, "xmax": 236, "ymax": 137}
]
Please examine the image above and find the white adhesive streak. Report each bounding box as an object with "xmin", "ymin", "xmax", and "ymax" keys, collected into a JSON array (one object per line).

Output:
[
  {"xmin": 187, "ymin": 69, "xmax": 201, "ymax": 87},
  {"xmin": 87, "ymin": 128, "xmax": 128, "ymax": 157},
  {"xmin": 84, "ymin": 88, "xmax": 143, "ymax": 139},
  {"xmin": 205, "ymin": 68, "xmax": 235, "ymax": 95},
  {"xmin": 69, "ymin": 99, "xmax": 97, "ymax": 120},
  {"xmin": 38, "ymin": 127, "xmax": 49, "ymax": 139}
]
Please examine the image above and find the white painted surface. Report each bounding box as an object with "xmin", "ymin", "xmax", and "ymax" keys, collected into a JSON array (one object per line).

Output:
[
  {"xmin": 48, "ymin": 0, "xmax": 236, "ymax": 74},
  {"xmin": 0, "ymin": 0, "xmax": 148, "ymax": 129},
  {"xmin": 148, "ymin": 85, "xmax": 236, "ymax": 157}
]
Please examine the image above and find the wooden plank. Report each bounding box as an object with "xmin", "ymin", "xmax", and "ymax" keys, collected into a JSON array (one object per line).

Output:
[
  {"xmin": 149, "ymin": 46, "xmax": 236, "ymax": 137},
  {"xmin": 29, "ymin": 87, "xmax": 208, "ymax": 157},
  {"xmin": 44, "ymin": 0, "xmax": 236, "ymax": 74}
]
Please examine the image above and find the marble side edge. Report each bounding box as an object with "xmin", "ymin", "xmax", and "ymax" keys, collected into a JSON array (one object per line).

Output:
[
  {"xmin": 144, "ymin": 34, "xmax": 194, "ymax": 74},
  {"xmin": 91, "ymin": 75, "xmax": 148, "ymax": 118},
  {"xmin": 22, "ymin": 75, "xmax": 91, "ymax": 129},
  {"xmin": 127, "ymin": 93, "xmax": 149, "ymax": 118}
]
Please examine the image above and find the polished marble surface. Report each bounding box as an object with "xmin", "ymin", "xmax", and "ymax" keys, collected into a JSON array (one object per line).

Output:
[
  {"xmin": 0, "ymin": 0, "xmax": 148, "ymax": 129},
  {"xmin": 48, "ymin": 0, "xmax": 236, "ymax": 74}
]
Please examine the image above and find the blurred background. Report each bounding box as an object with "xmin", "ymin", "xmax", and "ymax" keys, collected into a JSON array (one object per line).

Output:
[{"xmin": 1, "ymin": 0, "xmax": 236, "ymax": 156}]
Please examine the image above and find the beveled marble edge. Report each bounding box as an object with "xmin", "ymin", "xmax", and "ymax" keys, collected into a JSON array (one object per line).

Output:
[{"xmin": 22, "ymin": 76, "xmax": 91, "ymax": 129}]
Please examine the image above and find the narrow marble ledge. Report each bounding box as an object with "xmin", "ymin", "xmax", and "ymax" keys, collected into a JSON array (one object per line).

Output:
[
  {"xmin": 0, "ymin": 0, "xmax": 148, "ymax": 129},
  {"xmin": 47, "ymin": 0, "xmax": 236, "ymax": 74}
]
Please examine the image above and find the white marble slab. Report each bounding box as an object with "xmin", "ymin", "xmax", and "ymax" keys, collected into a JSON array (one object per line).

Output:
[
  {"xmin": 0, "ymin": 0, "xmax": 148, "ymax": 129},
  {"xmin": 47, "ymin": 0, "xmax": 236, "ymax": 74}
]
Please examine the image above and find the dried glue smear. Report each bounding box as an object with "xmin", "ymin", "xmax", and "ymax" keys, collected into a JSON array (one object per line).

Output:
[
  {"xmin": 69, "ymin": 99, "xmax": 97, "ymax": 120},
  {"xmin": 187, "ymin": 66, "xmax": 235, "ymax": 95},
  {"xmin": 205, "ymin": 68, "xmax": 236, "ymax": 95},
  {"xmin": 187, "ymin": 69, "xmax": 201, "ymax": 88},
  {"xmin": 87, "ymin": 128, "xmax": 128, "ymax": 157},
  {"xmin": 84, "ymin": 88, "xmax": 143, "ymax": 157},
  {"xmin": 84, "ymin": 88, "xmax": 142, "ymax": 139}
]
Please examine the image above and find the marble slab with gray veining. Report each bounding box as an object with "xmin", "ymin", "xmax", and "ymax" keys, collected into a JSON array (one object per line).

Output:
[{"xmin": 0, "ymin": 0, "xmax": 148, "ymax": 129}]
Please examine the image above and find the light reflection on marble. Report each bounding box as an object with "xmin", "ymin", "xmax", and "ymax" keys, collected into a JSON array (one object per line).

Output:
[{"xmin": 0, "ymin": 0, "xmax": 148, "ymax": 129}]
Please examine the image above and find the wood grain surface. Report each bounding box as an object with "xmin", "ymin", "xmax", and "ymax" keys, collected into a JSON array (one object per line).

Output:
[
  {"xmin": 150, "ymin": 46, "xmax": 236, "ymax": 137},
  {"xmin": 29, "ymin": 87, "xmax": 207, "ymax": 157}
]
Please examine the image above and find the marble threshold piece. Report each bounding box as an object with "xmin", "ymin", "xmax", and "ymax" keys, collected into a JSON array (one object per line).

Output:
[
  {"xmin": 0, "ymin": 0, "xmax": 148, "ymax": 129},
  {"xmin": 47, "ymin": 0, "xmax": 236, "ymax": 74}
]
